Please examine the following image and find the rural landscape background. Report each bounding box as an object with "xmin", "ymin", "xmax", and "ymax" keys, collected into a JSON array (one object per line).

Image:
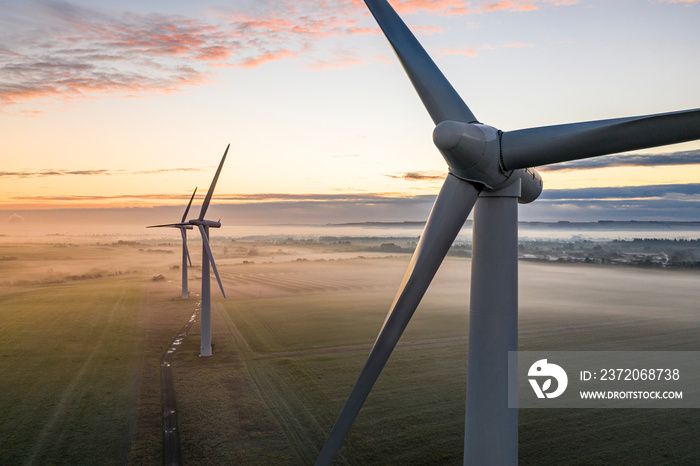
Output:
[{"xmin": 1, "ymin": 219, "xmax": 699, "ymax": 464}]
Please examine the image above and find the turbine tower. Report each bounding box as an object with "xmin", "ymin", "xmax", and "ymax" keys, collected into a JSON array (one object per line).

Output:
[
  {"xmin": 148, "ymin": 187, "xmax": 198, "ymax": 299},
  {"xmin": 148, "ymin": 145, "xmax": 229, "ymax": 357},
  {"xmin": 316, "ymin": 1, "xmax": 700, "ymax": 464}
]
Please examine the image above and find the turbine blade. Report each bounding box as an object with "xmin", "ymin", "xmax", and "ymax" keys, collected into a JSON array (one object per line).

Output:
[
  {"xmin": 197, "ymin": 225, "xmax": 226, "ymax": 298},
  {"xmin": 364, "ymin": 0, "xmax": 477, "ymax": 125},
  {"xmin": 147, "ymin": 223, "xmax": 183, "ymax": 228},
  {"xmin": 199, "ymin": 145, "xmax": 230, "ymax": 221},
  {"xmin": 316, "ymin": 174, "xmax": 479, "ymax": 465},
  {"xmin": 181, "ymin": 187, "xmax": 198, "ymax": 223},
  {"xmin": 180, "ymin": 228, "xmax": 192, "ymax": 267},
  {"xmin": 501, "ymin": 108, "xmax": 700, "ymax": 170}
]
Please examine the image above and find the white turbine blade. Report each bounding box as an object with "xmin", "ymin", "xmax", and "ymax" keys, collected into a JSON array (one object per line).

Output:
[
  {"xmin": 197, "ymin": 225, "xmax": 226, "ymax": 298},
  {"xmin": 364, "ymin": 0, "xmax": 477, "ymax": 125},
  {"xmin": 180, "ymin": 228, "xmax": 192, "ymax": 267},
  {"xmin": 181, "ymin": 187, "xmax": 198, "ymax": 223},
  {"xmin": 501, "ymin": 108, "xmax": 700, "ymax": 170},
  {"xmin": 316, "ymin": 174, "xmax": 479, "ymax": 465},
  {"xmin": 199, "ymin": 145, "xmax": 229, "ymax": 221}
]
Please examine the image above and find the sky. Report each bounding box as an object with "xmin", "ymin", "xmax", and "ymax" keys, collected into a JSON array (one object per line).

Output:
[{"xmin": 1, "ymin": 0, "xmax": 700, "ymax": 226}]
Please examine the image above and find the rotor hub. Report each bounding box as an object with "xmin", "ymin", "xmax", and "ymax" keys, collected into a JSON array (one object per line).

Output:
[
  {"xmin": 433, "ymin": 121, "xmax": 512, "ymax": 190},
  {"xmin": 433, "ymin": 121, "xmax": 542, "ymax": 203}
]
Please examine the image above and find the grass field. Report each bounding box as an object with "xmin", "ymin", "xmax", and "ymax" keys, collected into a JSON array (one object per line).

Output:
[
  {"xmin": 0, "ymin": 241, "xmax": 193, "ymax": 465},
  {"xmin": 1, "ymin": 238, "xmax": 699, "ymax": 464},
  {"xmin": 0, "ymin": 275, "xmax": 146, "ymax": 464}
]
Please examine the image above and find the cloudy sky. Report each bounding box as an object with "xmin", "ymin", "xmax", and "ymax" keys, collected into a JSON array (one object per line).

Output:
[{"xmin": 1, "ymin": 0, "xmax": 699, "ymax": 224}]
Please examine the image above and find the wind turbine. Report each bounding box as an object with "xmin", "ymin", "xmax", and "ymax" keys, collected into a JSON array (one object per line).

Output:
[
  {"xmin": 148, "ymin": 145, "xmax": 229, "ymax": 357},
  {"xmin": 192, "ymin": 145, "xmax": 228, "ymax": 357},
  {"xmin": 148, "ymin": 187, "xmax": 198, "ymax": 299},
  {"xmin": 316, "ymin": 1, "xmax": 700, "ymax": 464}
]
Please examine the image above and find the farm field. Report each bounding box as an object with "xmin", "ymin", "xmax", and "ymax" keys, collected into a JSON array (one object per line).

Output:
[
  {"xmin": 0, "ymin": 238, "xmax": 699, "ymax": 464},
  {"xmin": 213, "ymin": 259, "xmax": 700, "ymax": 464},
  {"xmin": 0, "ymin": 241, "xmax": 197, "ymax": 465},
  {"xmin": 0, "ymin": 273, "xmax": 146, "ymax": 464}
]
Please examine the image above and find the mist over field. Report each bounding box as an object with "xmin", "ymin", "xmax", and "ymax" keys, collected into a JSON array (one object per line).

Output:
[{"xmin": 1, "ymin": 222, "xmax": 699, "ymax": 464}]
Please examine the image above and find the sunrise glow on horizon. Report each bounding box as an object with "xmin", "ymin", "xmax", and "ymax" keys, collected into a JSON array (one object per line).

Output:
[{"xmin": 1, "ymin": 0, "xmax": 699, "ymax": 222}]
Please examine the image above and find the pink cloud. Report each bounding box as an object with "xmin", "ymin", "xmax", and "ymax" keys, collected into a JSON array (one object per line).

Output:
[
  {"xmin": 481, "ymin": 1, "xmax": 539, "ymax": 12},
  {"xmin": 439, "ymin": 48, "xmax": 479, "ymax": 57},
  {"xmin": 389, "ymin": 0, "xmax": 578, "ymax": 15},
  {"xmin": 438, "ymin": 41, "xmax": 531, "ymax": 58},
  {"xmin": 373, "ymin": 55, "xmax": 394, "ymax": 65},
  {"xmin": 305, "ymin": 44, "xmax": 366, "ymax": 70},
  {"xmin": 0, "ymin": 0, "xmax": 579, "ymax": 111},
  {"xmin": 409, "ymin": 25, "xmax": 444, "ymax": 34},
  {"xmin": 0, "ymin": 4, "xmax": 230, "ymax": 107},
  {"xmin": 0, "ymin": 60, "xmax": 209, "ymax": 107},
  {"xmin": 306, "ymin": 57, "xmax": 364, "ymax": 70},
  {"xmin": 0, "ymin": 0, "xmax": 374, "ymax": 110},
  {"xmin": 502, "ymin": 41, "xmax": 533, "ymax": 48},
  {"xmin": 393, "ymin": 0, "xmax": 471, "ymax": 14},
  {"xmin": 237, "ymin": 49, "xmax": 299, "ymax": 69}
]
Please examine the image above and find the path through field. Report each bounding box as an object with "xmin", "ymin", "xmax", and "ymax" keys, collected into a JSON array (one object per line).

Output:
[{"xmin": 160, "ymin": 304, "xmax": 199, "ymax": 466}]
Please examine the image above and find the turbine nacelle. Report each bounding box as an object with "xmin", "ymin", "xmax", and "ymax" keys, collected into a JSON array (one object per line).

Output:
[
  {"xmin": 189, "ymin": 219, "xmax": 221, "ymax": 229},
  {"xmin": 433, "ymin": 121, "xmax": 543, "ymax": 203}
]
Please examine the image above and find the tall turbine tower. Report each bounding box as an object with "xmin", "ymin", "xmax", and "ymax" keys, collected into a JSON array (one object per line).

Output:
[
  {"xmin": 316, "ymin": 1, "xmax": 700, "ymax": 464},
  {"xmin": 148, "ymin": 188, "xmax": 198, "ymax": 299}
]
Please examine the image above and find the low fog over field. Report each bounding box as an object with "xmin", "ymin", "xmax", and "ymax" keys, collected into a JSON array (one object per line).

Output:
[{"xmin": 1, "ymin": 229, "xmax": 699, "ymax": 464}]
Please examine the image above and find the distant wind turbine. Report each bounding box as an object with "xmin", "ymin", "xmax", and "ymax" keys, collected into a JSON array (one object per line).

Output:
[
  {"xmin": 148, "ymin": 187, "xmax": 198, "ymax": 299},
  {"xmin": 316, "ymin": 1, "xmax": 700, "ymax": 465},
  {"xmin": 148, "ymin": 145, "xmax": 229, "ymax": 357}
]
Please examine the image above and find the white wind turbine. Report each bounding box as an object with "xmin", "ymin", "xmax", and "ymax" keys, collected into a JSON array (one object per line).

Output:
[
  {"xmin": 316, "ymin": 1, "xmax": 700, "ymax": 464},
  {"xmin": 151, "ymin": 145, "xmax": 229, "ymax": 357},
  {"xmin": 148, "ymin": 187, "xmax": 197, "ymax": 299}
]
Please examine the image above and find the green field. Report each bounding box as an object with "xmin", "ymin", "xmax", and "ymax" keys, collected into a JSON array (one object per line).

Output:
[
  {"xmin": 1, "ymin": 240, "xmax": 699, "ymax": 464},
  {"xmin": 0, "ymin": 276, "xmax": 146, "ymax": 464},
  {"xmin": 0, "ymin": 241, "xmax": 196, "ymax": 465}
]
